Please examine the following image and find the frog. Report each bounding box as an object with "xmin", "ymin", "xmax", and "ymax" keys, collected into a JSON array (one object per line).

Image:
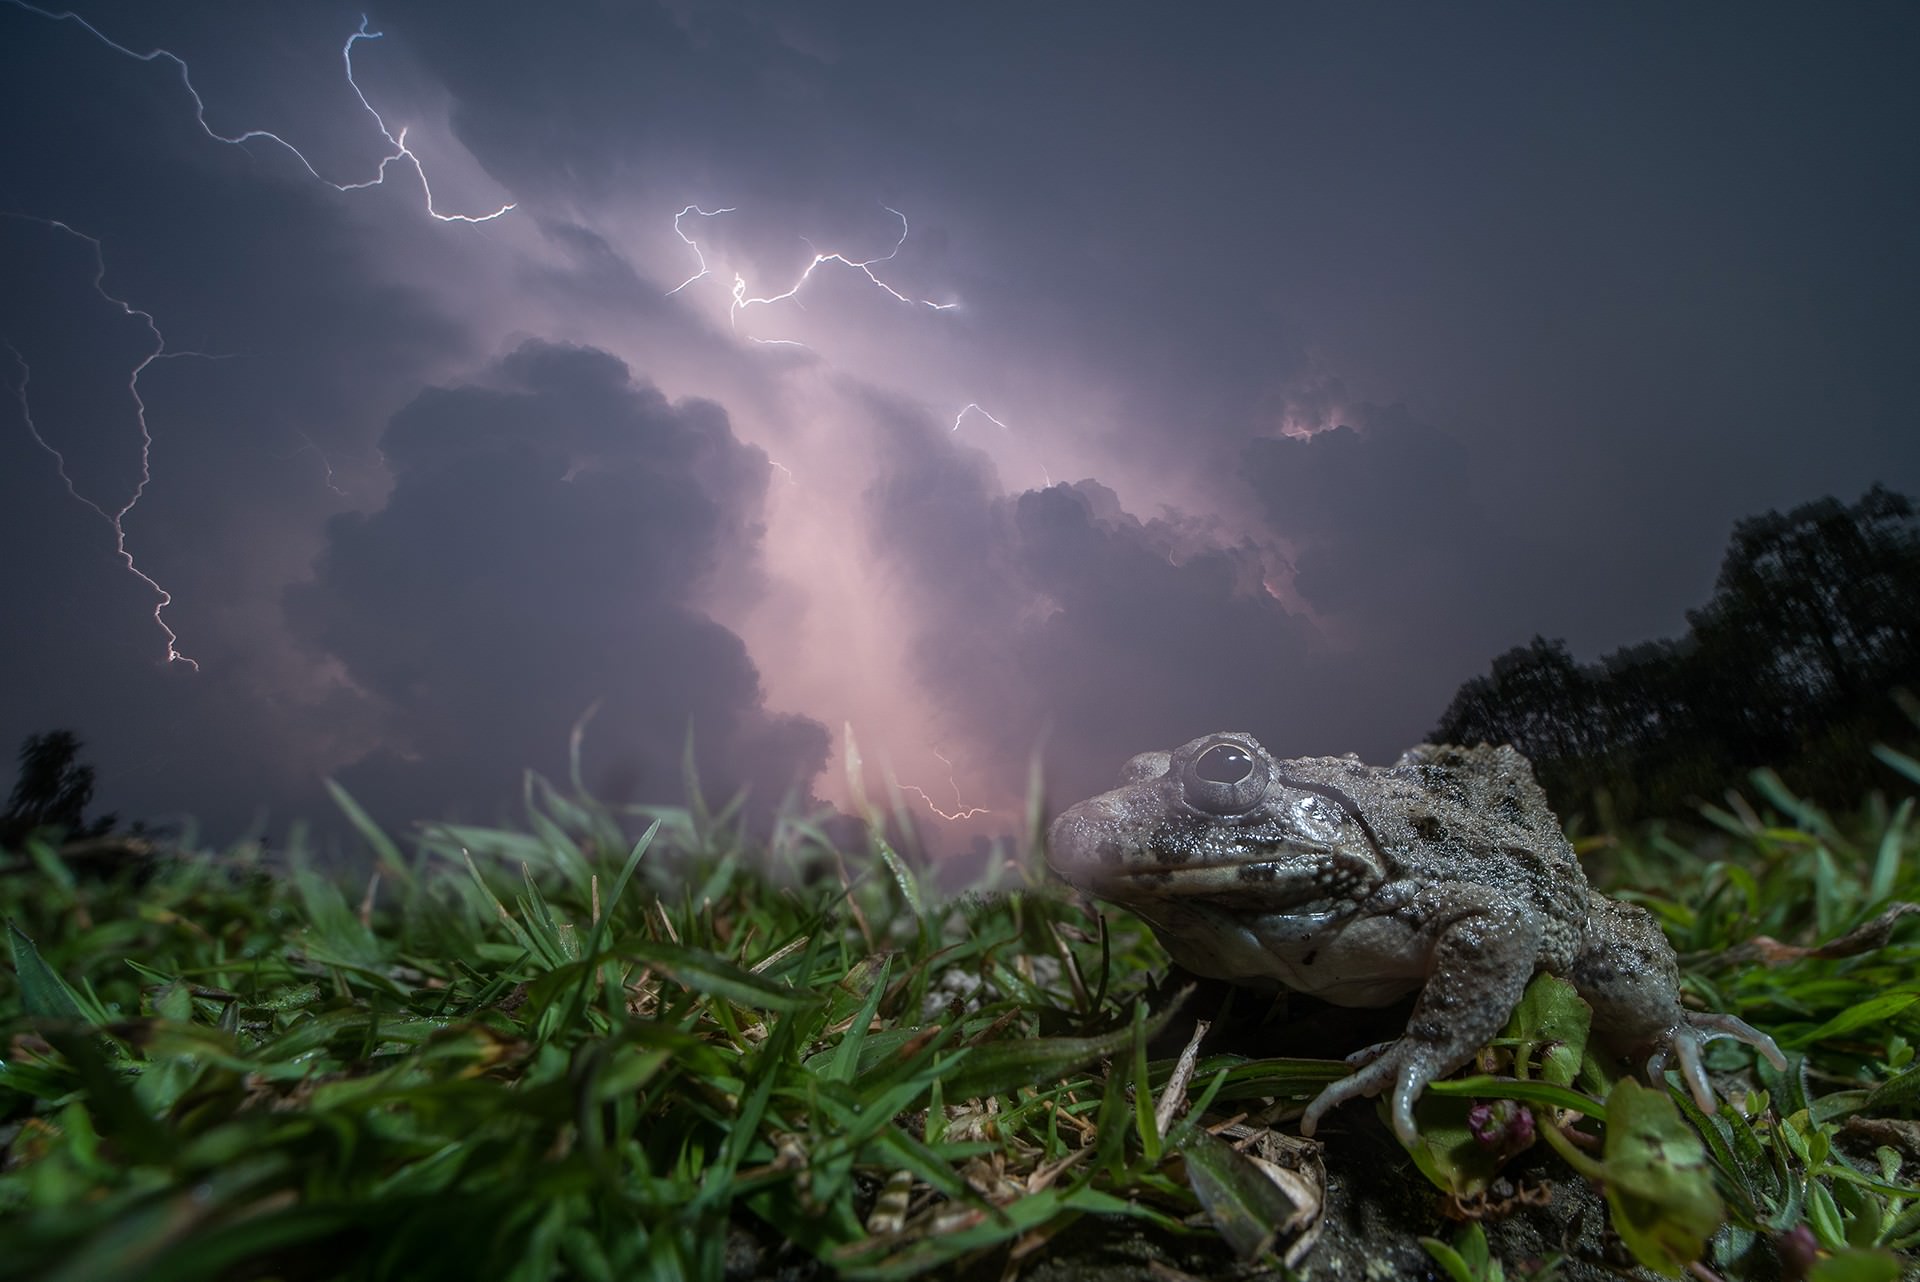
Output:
[{"xmin": 1046, "ymin": 731, "xmax": 1786, "ymax": 1145}]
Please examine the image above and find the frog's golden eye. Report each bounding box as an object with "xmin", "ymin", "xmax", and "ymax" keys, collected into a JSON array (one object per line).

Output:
[{"xmin": 1194, "ymin": 743, "xmax": 1255, "ymax": 785}]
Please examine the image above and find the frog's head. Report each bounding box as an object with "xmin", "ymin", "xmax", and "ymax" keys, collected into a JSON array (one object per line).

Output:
[{"xmin": 1046, "ymin": 731, "xmax": 1388, "ymax": 914}]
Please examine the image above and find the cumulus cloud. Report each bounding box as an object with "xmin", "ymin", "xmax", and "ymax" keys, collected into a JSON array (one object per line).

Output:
[
  {"xmin": 860, "ymin": 393, "xmax": 1333, "ymax": 807},
  {"xmin": 285, "ymin": 339, "xmax": 827, "ymax": 825},
  {"xmin": 860, "ymin": 396, "xmax": 1611, "ymax": 809},
  {"xmin": 9, "ymin": 1, "xmax": 1915, "ymax": 845}
]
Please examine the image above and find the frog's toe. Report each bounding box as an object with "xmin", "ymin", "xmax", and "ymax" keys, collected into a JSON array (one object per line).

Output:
[
  {"xmin": 1688, "ymin": 1011, "xmax": 1788, "ymax": 1071},
  {"xmin": 1342, "ymin": 1038, "xmax": 1398, "ymax": 1069},
  {"xmin": 1647, "ymin": 1012, "xmax": 1786, "ymax": 1112},
  {"xmin": 1300, "ymin": 1047, "xmax": 1429, "ymax": 1147},
  {"xmin": 1299, "ymin": 1061, "xmax": 1388, "ymax": 1139},
  {"xmin": 1651, "ymin": 1028, "xmax": 1715, "ymax": 1112}
]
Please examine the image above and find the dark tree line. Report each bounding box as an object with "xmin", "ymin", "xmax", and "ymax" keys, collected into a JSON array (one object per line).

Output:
[
  {"xmin": 0, "ymin": 730, "xmax": 117, "ymax": 850},
  {"xmin": 1433, "ymin": 486, "xmax": 1920, "ymax": 822}
]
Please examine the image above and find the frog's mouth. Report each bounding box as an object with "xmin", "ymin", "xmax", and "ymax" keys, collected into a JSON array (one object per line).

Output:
[{"xmin": 1114, "ymin": 856, "xmax": 1351, "ymax": 913}]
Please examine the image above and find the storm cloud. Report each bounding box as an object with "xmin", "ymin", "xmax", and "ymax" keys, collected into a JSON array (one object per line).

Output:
[
  {"xmin": 862, "ymin": 395, "xmax": 1334, "ymax": 806},
  {"xmin": 285, "ymin": 339, "xmax": 826, "ymax": 825},
  {"xmin": 2, "ymin": 2, "xmax": 1915, "ymax": 844}
]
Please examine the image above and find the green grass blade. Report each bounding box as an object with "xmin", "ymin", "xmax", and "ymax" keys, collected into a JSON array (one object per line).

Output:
[
  {"xmin": 8, "ymin": 919, "xmax": 95, "ymax": 1022},
  {"xmin": 324, "ymin": 779, "xmax": 416, "ymax": 889},
  {"xmin": 623, "ymin": 942, "xmax": 816, "ymax": 1013}
]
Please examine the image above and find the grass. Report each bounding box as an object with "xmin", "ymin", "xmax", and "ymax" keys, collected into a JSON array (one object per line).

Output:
[{"xmin": 2, "ymin": 750, "xmax": 1919, "ymax": 1281}]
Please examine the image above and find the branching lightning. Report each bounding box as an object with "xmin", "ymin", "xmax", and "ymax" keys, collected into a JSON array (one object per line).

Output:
[
  {"xmin": 671, "ymin": 204, "xmax": 1011, "ymax": 446},
  {"xmin": 4, "ymin": 1, "xmax": 514, "ymax": 223},
  {"xmin": 2, "ymin": 5, "xmax": 517, "ymax": 669},
  {"xmin": 670, "ymin": 204, "xmax": 1023, "ymax": 826},
  {"xmin": 667, "ymin": 204, "xmax": 956, "ymax": 339},
  {"xmin": 898, "ymin": 750, "xmax": 991, "ymax": 822},
  {"xmin": 666, "ymin": 204, "xmax": 737, "ymax": 295},
  {"xmin": 1, "ymin": 216, "xmax": 212, "ymax": 668}
]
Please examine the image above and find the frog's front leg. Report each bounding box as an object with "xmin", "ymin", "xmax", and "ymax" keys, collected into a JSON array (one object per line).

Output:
[{"xmin": 1299, "ymin": 884, "xmax": 1542, "ymax": 1146}]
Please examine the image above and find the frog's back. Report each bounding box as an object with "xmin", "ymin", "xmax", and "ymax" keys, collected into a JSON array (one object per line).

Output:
[{"xmin": 1380, "ymin": 743, "xmax": 1591, "ymax": 967}]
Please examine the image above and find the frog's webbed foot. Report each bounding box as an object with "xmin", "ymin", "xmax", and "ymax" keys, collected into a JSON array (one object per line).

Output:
[
  {"xmin": 1646, "ymin": 1012, "xmax": 1788, "ymax": 1112},
  {"xmin": 1300, "ymin": 894, "xmax": 1543, "ymax": 1147},
  {"xmin": 1299, "ymin": 1038, "xmax": 1443, "ymax": 1147}
]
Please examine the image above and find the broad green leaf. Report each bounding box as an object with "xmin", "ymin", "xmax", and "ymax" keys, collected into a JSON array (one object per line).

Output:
[
  {"xmin": 1506, "ymin": 972, "xmax": 1591, "ymax": 1086},
  {"xmin": 1403, "ymin": 1091, "xmax": 1526, "ymax": 1198},
  {"xmin": 1601, "ymin": 1077, "xmax": 1723, "ymax": 1277},
  {"xmin": 1807, "ymin": 1179, "xmax": 1847, "ymax": 1250}
]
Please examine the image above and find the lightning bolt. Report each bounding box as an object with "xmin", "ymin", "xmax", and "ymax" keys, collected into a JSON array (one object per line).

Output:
[
  {"xmin": 667, "ymin": 204, "xmax": 956, "ymax": 340},
  {"xmin": 671, "ymin": 204, "xmax": 1029, "ymax": 826},
  {"xmin": 951, "ymin": 402, "xmax": 1010, "ymax": 433},
  {"xmin": 3, "ymin": 2, "xmax": 515, "ymax": 223},
  {"xmin": 898, "ymin": 749, "xmax": 991, "ymax": 822},
  {"xmin": 2, "ymin": 6, "xmax": 517, "ymax": 669},
  {"xmin": 1, "ymin": 216, "xmax": 212, "ymax": 668},
  {"xmin": 288, "ymin": 429, "xmax": 350, "ymax": 498},
  {"xmin": 674, "ymin": 204, "xmax": 1010, "ymax": 448},
  {"xmin": 666, "ymin": 204, "xmax": 737, "ymax": 295}
]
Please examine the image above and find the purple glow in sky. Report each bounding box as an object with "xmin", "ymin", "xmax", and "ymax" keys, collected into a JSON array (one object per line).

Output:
[{"xmin": 2, "ymin": 1, "xmax": 1916, "ymax": 845}]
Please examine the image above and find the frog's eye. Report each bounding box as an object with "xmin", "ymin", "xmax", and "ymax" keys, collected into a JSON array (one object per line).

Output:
[
  {"xmin": 1195, "ymin": 743, "xmax": 1255, "ymax": 785},
  {"xmin": 1182, "ymin": 738, "xmax": 1269, "ymax": 815}
]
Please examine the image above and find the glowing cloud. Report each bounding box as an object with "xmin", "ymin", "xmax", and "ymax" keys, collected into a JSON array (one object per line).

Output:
[{"xmin": 665, "ymin": 204, "xmax": 956, "ymax": 342}]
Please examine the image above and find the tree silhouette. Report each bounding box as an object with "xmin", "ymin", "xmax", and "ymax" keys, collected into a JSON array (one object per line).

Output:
[
  {"xmin": 1433, "ymin": 487, "xmax": 1920, "ymax": 821},
  {"xmin": 0, "ymin": 730, "xmax": 117, "ymax": 849}
]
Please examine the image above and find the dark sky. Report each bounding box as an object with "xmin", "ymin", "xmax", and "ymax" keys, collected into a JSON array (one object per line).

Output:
[{"xmin": 3, "ymin": 0, "xmax": 1916, "ymax": 845}]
